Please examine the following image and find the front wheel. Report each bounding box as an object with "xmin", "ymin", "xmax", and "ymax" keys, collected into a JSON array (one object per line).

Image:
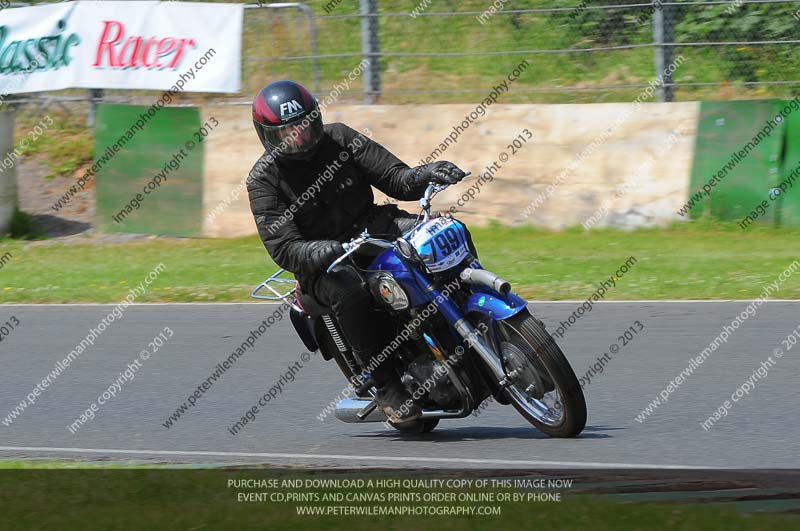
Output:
[{"xmin": 491, "ymin": 310, "xmax": 586, "ymax": 437}]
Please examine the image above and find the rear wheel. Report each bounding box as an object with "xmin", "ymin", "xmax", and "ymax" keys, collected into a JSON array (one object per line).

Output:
[
  {"xmin": 318, "ymin": 316, "xmax": 442, "ymax": 434},
  {"xmin": 389, "ymin": 418, "xmax": 439, "ymax": 434},
  {"xmin": 492, "ymin": 310, "xmax": 586, "ymax": 437}
]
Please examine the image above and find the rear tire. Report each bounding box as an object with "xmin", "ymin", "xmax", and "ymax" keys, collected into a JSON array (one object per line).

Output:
[
  {"xmin": 317, "ymin": 316, "xmax": 441, "ymax": 434},
  {"xmin": 496, "ymin": 310, "xmax": 586, "ymax": 437},
  {"xmin": 390, "ymin": 418, "xmax": 439, "ymax": 434}
]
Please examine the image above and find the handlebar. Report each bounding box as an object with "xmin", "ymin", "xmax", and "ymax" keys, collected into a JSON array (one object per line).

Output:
[
  {"xmin": 419, "ymin": 174, "xmax": 471, "ymax": 223},
  {"xmin": 325, "ymin": 174, "xmax": 472, "ymax": 273},
  {"xmin": 325, "ymin": 231, "xmax": 394, "ymax": 274}
]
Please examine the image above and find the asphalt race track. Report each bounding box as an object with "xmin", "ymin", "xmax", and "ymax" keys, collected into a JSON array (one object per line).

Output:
[{"xmin": 1, "ymin": 301, "xmax": 798, "ymax": 468}]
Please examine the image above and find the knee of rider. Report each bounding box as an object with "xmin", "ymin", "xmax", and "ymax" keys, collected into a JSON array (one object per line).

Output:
[
  {"xmin": 313, "ymin": 267, "xmax": 360, "ymax": 302},
  {"xmin": 331, "ymin": 282, "xmax": 372, "ymax": 315}
]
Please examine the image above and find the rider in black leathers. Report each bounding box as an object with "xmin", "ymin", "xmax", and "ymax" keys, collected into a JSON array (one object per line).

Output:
[{"xmin": 247, "ymin": 80, "xmax": 467, "ymax": 423}]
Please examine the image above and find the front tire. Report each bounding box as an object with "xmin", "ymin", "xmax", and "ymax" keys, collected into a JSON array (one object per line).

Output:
[{"xmin": 494, "ymin": 310, "xmax": 586, "ymax": 437}]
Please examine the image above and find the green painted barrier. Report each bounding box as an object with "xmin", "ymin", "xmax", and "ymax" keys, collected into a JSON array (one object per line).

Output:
[
  {"xmin": 688, "ymin": 100, "xmax": 784, "ymax": 225},
  {"xmin": 94, "ymin": 104, "xmax": 204, "ymax": 236},
  {"xmin": 777, "ymin": 100, "xmax": 800, "ymax": 226}
]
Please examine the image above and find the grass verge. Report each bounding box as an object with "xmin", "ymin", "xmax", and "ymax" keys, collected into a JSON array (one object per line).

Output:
[
  {"xmin": 2, "ymin": 223, "xmax": 799, "ymax": 303},
  {"xmin": 0, "ymin": 468, "xmax": 797, "ymax": 530}
]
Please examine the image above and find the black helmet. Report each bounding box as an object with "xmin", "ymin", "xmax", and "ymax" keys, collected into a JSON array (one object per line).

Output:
[{"xmin": 252, "ymin": 80, "xmax": 324, "ymax": 159}]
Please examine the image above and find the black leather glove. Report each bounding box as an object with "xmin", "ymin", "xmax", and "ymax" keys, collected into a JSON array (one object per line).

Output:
[
  {"xmin": 415, "ymin": 161, "xmax": 467, "ymax": 186},
  {"xmin": 307, "ymin": 240, "xmax": 345, "ymax": 274}
]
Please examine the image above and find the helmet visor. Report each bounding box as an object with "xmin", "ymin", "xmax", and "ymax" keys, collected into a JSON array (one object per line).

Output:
[{"xmin": 259, "ymin": 118, "xmax": 323, "ymax": 155}]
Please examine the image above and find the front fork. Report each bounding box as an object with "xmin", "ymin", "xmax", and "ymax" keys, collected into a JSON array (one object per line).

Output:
[{"xmin": 410, "ymin": 268, "xmax": 521, "ymax": 390}]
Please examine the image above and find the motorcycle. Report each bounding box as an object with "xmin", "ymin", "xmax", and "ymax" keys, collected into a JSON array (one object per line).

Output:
[{"xmin": 252, "ymin": 180, "xmax": 586, "ymax": 437}]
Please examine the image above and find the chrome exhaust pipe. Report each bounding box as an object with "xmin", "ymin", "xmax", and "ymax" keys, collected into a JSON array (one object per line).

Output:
[
  {"xmin": 334, "ymin": 398, "xmax": 469, "ymax": 423},
  {"xmin": 335, "ymin": 399, "xmax": 387, "ymax": 423}
]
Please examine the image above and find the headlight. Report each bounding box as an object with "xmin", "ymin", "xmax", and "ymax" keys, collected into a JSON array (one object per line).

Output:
[{"xmin": 370, "ymin": 273, "xmax": 409, "ymax": 310}]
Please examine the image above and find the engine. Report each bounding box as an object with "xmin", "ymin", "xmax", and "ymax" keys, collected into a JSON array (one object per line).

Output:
[{"xmin": 401, "ymin": 354, "xmax": 460, "ymax": 409}]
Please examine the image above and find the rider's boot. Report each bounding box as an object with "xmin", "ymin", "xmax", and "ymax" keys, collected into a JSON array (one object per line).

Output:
[
  {"xmin": 331, "ymin": 291, "xmax": 421, "ymax": 423},
  {"xmin": 375, "ymin": 379, "xmax": 422, "ymax": 423},
  {"xmin": 351, "ymin": 346, "xmax": 422, "ymax": 423}
]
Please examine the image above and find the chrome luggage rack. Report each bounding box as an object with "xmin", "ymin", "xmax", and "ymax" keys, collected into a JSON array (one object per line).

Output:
[{"xmin": 251, "ymin": 268, "xmax": 303, "ymax": 312}]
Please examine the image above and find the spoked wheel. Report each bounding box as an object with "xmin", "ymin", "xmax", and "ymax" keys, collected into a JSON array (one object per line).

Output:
[{"xmin": 492, "ymin": 310, "xmax": 586, "ymax": 437}]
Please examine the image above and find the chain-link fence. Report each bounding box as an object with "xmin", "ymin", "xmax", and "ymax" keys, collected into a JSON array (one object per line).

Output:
[
  {"xmin": 280, "ymin": 0, "xmax": 800, "ymax": 104},
  {"xmin": 4, "ymin": 0, "xmax": 800, "ymax": 116}
]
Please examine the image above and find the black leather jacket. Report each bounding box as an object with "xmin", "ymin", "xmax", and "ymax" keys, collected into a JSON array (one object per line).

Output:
[{"xmin": 247, "ymin": 123, "xmax": 427, "ymax": 284}]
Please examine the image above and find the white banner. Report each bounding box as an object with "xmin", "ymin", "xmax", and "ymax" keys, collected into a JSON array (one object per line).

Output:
[{"xmin": 0, "ymin": 1, "xmax": 243, "ymax": 94}]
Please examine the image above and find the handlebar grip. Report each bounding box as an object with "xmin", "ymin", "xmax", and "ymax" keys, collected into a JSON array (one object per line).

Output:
[
  {"xmin": 326, "ymin": 246, "xmax": 352, "ymax": 274},
  {"xmin": 326, "ymin": 255, "xmax": 343, "ymax": 274}
]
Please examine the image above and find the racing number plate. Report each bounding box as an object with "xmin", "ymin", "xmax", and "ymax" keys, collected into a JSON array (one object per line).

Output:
[{"xmin": 410, "ymin": 218, "xmax": 469, "ymax": 273}]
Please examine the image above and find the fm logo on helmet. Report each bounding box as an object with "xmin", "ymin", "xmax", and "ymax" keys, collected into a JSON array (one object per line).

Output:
[{"xmin": 279, "ymin": 100, "xmax": 303, "ymax": 118}]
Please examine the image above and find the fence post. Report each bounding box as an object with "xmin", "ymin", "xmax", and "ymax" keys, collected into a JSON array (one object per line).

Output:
[
  {"xmin": 88, "ymin": 89, "xmax": 104, "ymax": 127},
  {"xmin": 251, "ymin": 3, "xmax": 321, "ymax": 94},
  {"xmin": 652, "ymin": 1, "xmax": 674, "ymax": 102},
  {"xmin": 359, "ymin": 0, "xmax": 380, "ymax": 103},
  {"xmin": 286, "ymin": 2, "xmax": 321, "ymax": 95}
]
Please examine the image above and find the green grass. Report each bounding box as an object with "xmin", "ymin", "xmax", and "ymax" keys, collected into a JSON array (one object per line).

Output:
[
  {"xmin": 0, "ymin": 460, "xmax": 152, "ymax": 469},
  {"xmin": 2, "ymin": 223, "xmax": 799, "ymax": 303},
  {"xmin": 0, "ymin": 468, "xmax": 797, "ymax": 530},
  {"xmin": 13, "ymin": 110, "xmax": 93, "ymax": 180}
]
